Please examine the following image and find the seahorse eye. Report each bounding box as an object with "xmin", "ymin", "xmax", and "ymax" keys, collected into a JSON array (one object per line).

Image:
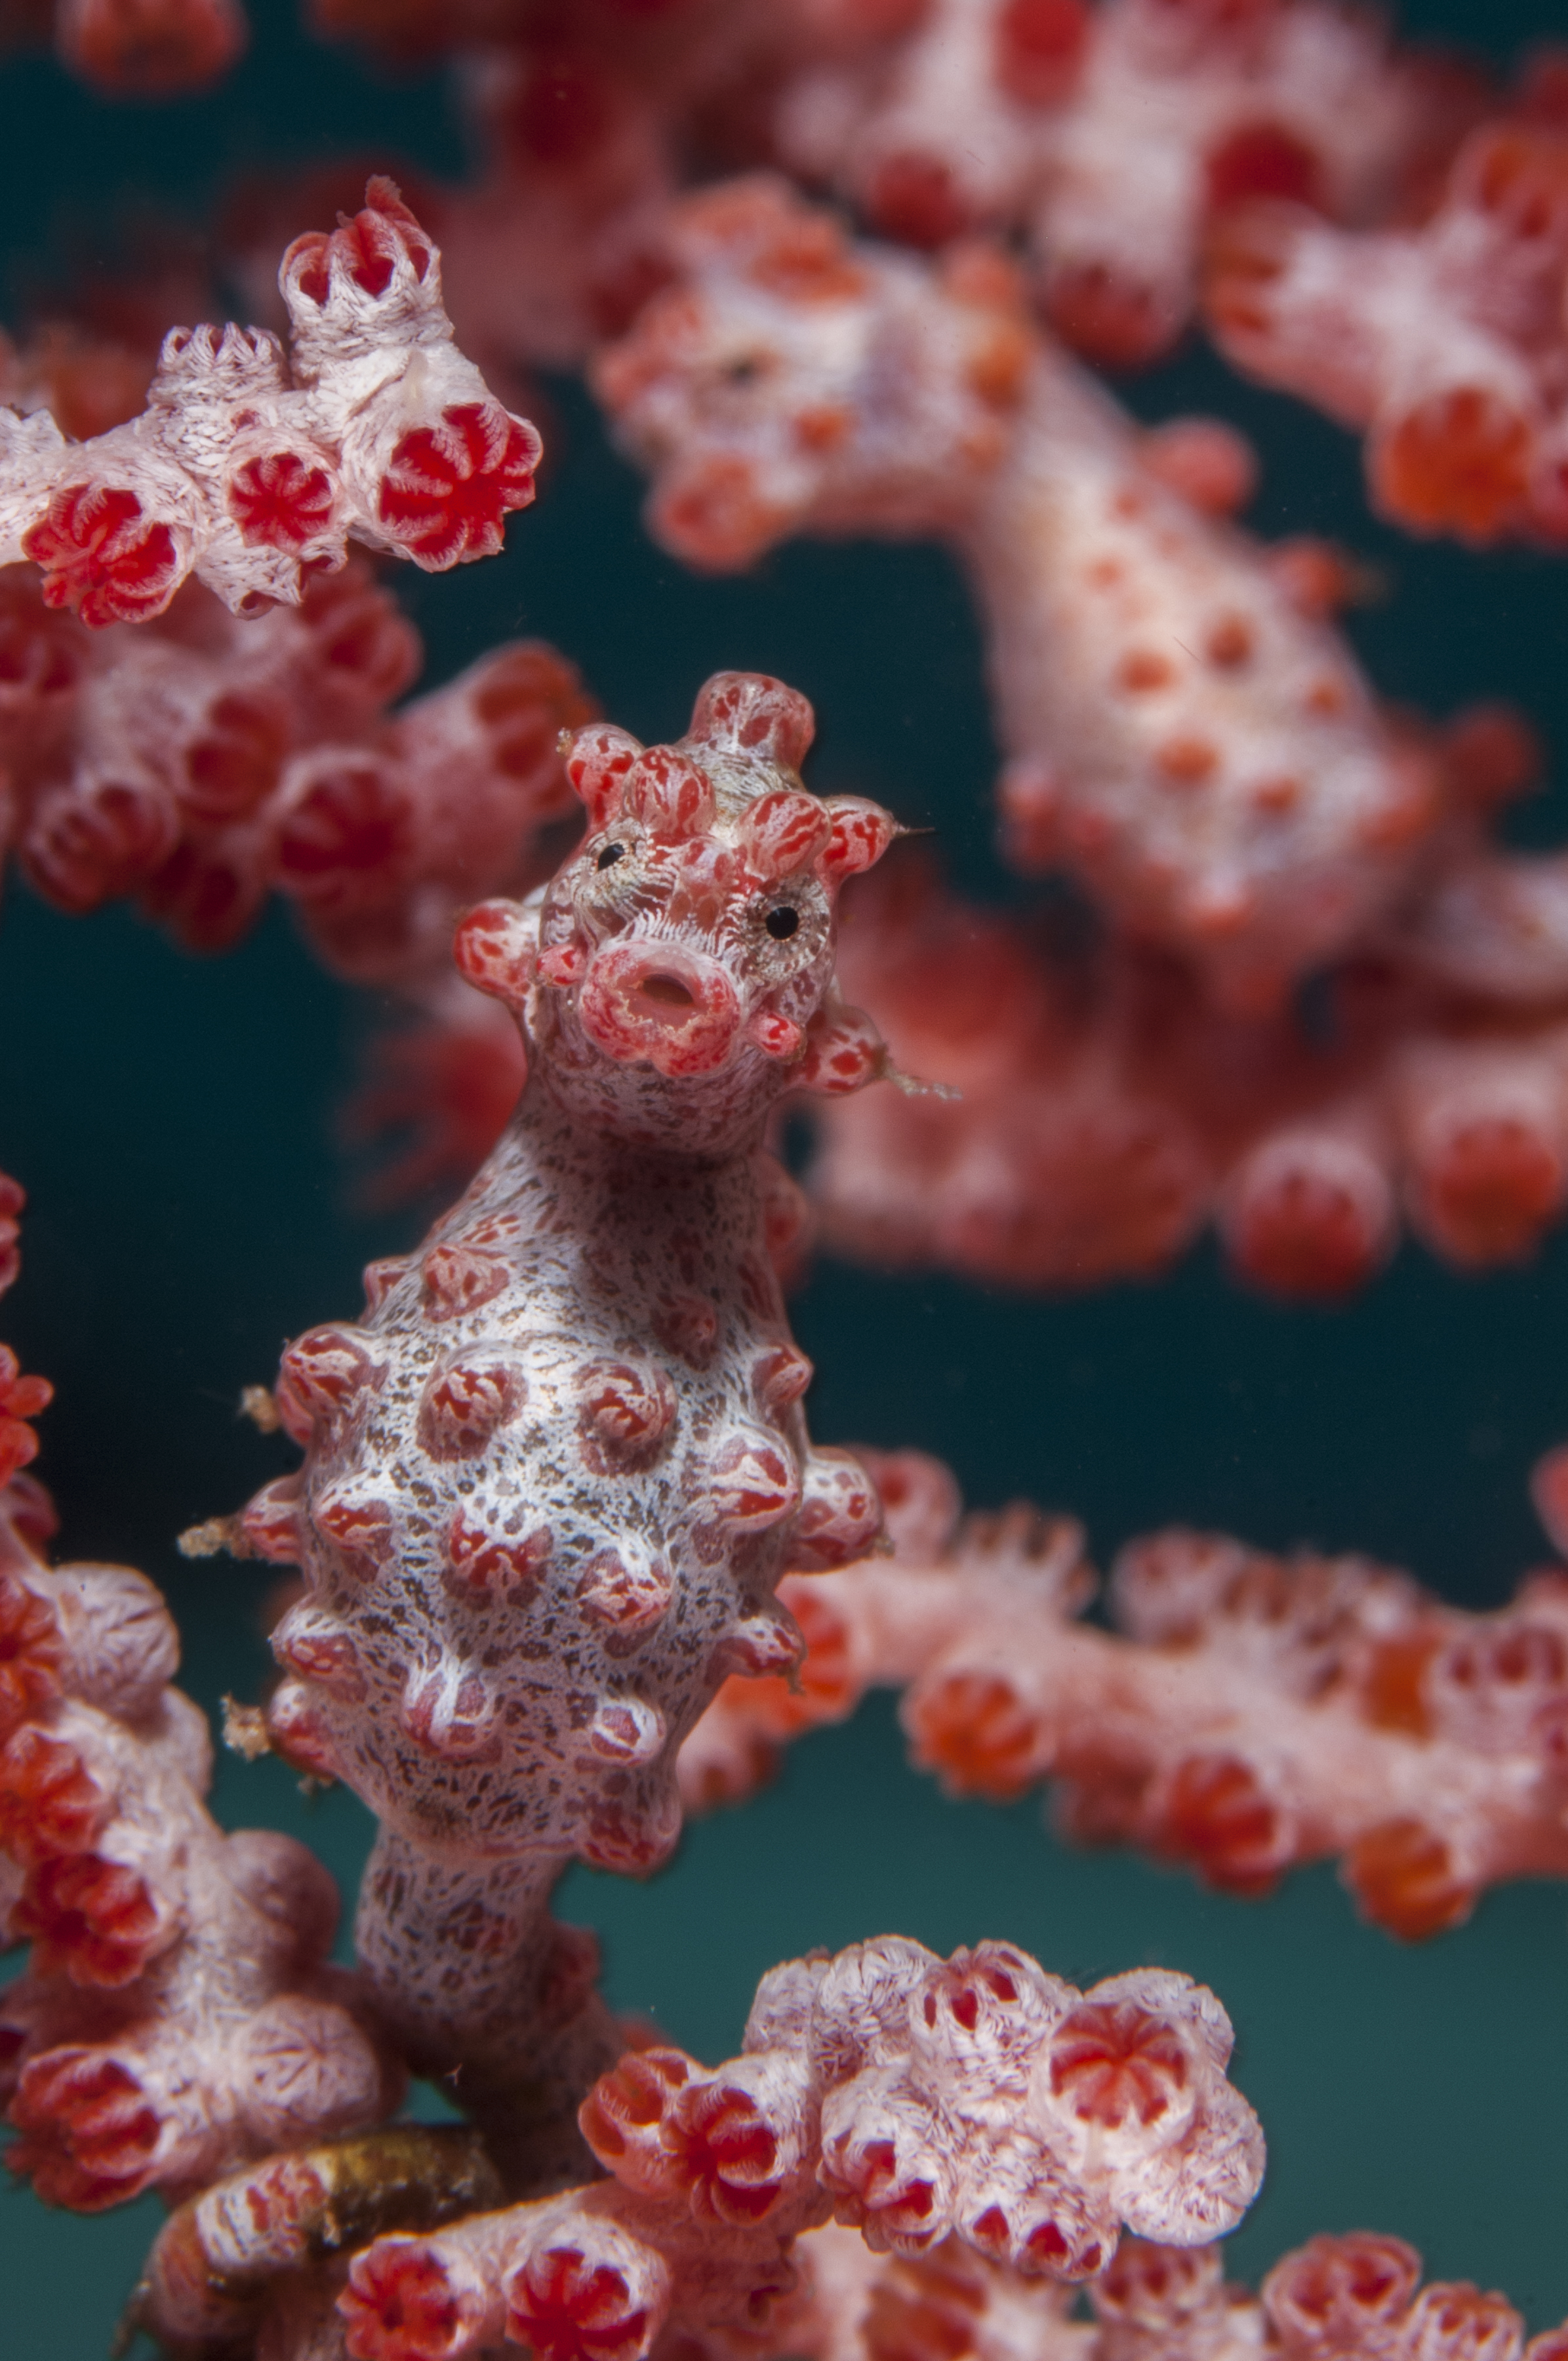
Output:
[
  {"xmin": 766, "ymin": 906, "xmax": 799, "ymax": 940},
  {"xmin": 596, "ymin": 843, "xmax": 626, "ymax": 872}
]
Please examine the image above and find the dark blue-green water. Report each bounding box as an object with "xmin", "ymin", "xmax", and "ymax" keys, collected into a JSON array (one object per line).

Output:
[{"xmin": 4, "ymin": 1, "xmax": 1568, "ymax": 2351}]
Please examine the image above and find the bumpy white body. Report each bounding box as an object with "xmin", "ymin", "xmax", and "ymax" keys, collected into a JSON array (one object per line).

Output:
[
  {"xmin": 243, "ymin": 671, "xmax": 894, "ymax": 2142},
  {"xmin": 262, "ymin": 1103, "xmax": 835, "ymax": 1876}
]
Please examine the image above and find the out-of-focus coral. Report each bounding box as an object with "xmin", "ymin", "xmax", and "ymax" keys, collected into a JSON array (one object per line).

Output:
[
  {"xmin": 0, "ymin": 0, "xmax": 248, "ymax": 94},
  {"xmin": 1207, "ymin": 52, "xmax": 1568, "ymax": 544},
  {"xmin": 804, "ymin": 812, "xmax": 1568, "ymax": 1298},
  {"xmin": 0, "ymin": 557, "xmax": 593, "ymax": 975},
  {"xmin": 327, "ymin": 1937, "xmax": 1260, "ymax": 2361},
  {"xmin": 289, "ymin": 1, "xmax": 914, "ymax": 382},
  {"xmin": 773, "ymin": 0, "xmax": 1484, "ymax": 369},
  {"xmin": 0, "ymin": 1176, "xmax": 399, "ymax": 2217},
  {"xmin": 0, "ymin": 179, "xmax": 540, "ymax": 626},
  {"xmin": 769, "ymin": 2222, "xmax": 1565, "ymax": 2361},
  {"xmin": 594, "ymin": 178, "xmax": 1451, "ymax": 1010},
  {"xmin": 681, "ymin": 1447, "xmax": 1568, "ymax": 1939}
]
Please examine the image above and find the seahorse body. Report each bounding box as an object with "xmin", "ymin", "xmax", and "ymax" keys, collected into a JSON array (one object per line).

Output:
[{"xmin": 249, "ymin": 671, "xmax": 896, "ymax": 1886}]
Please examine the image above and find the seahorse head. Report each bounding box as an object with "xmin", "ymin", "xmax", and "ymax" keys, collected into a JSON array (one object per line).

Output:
[
  {"xmin": 594, "ymin": 175, "xmax": 1030, "ymax": 571},
  {"xmin": 456, "ymin": 670, "xmax": 899, "ymax": 1153}
]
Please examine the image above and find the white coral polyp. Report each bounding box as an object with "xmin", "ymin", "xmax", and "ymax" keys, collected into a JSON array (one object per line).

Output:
[{"xmin": 0, "ymin": 179, "xmax": 540, "ymax": 624}]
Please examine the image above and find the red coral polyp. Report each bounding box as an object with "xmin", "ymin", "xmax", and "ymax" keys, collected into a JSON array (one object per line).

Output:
[
  {"xmin": 0, "ymin": 1344, "xmax": 52, "ymax": 1486},
  {"xmin": 228, "ymin": 450, "xmax": 338, "ymax": 551},
  {"xmin": 378, "ymin": 404, "xmax": 542, "ymax": 569},
  {"xmin": 1047, "ymin": 2000, "xmax": 1192, "ymax": 2131},
  {"xmin": 0, "ymin": 1727, "xmax": 108, "ymax": 1866},
  {"xmin": 12, "ymin": 1851, "xmax": 167, "ymax": 1985},
  {"xmin": 667, "ymin": 2081, "xmax": 784, "ymax": 2225},
  {"xmin": 0, "ymin": 1571, "xmax": 65, "ymax": 1741},
  {"xmin": 9, "ymin": 2048, "xmax": 162, "ymax": 2210},
  {"xmin": 340, "ymin": 2239, "xmax": 485, "ymax": 2361},
  {"xmin": 24, "ymin": 483, "xmax": 186, "ymax": 628},
  {"xmin": 1262, "ymin": 2231, "xmax": 1424, "ymax": 2352},
  {"xmin": 506, "ymin": 2248, "xmax": 658, "ymax": 2361}
]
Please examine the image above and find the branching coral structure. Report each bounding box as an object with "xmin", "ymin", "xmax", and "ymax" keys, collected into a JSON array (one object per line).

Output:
[
  {"xmin": 0, "ymin": 178, "xmax": 540, "ymax": 627},
  {"xmin": 1207, "ymin": 58, "xmax": 1568, "ymax": 545},
  {"xmin": 680, "ymin": 1447, "xmax": 1568, "ymax": 1939},
  {"xmin": 772, "ymin": 0, "xmax": 1481, "ymax": 368},
  {"xmin": 0, "ymin": 556, "xmax": 593, "ymax": 969},
  {"xmin": 0, "ymin": 1178, "xmax": 398, "ymax": 2221},
  {"xmin": 11, "ymin": 5, "xmax": 1568, "ymax": 2354},
  {"xmin": 801, "ymin": 827, "xmax": 1568, "ymax": 1297}
]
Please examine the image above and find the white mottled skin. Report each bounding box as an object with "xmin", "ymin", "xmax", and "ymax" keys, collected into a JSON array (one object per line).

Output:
[{"xmin": 249, "ymin": 671, "xmax": 895, "ymax": 2185}]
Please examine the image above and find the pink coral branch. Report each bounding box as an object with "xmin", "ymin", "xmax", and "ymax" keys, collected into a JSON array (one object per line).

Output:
[
  {"xmin": 802, "ymin": 837, "xmax": 1568, "ymax": 1299},
  {"xmin": 680, "ymin": 1447, "xmax": 1568, "ymax": 1939},
  {"xmin": 0, "ymin": 558, "xmax": 593, "ymax": 976},
  {"xmin": 331, "ymin": 1937, "xmax": 1261, "ymax": 2361},
  {"xmin": 1207, "ymin": 63, "xmax": 1568, "ymax": 546},
  {"xmin": 759, "ymin": 2224, "xmax": 1567, "ymax": 2361},
  {"xmin": 0, "ymin": 1180, "xmax": 399, "ymax": 2217},
  {"xmin": 0, "ymin": 180, "xmax": 540, "ymax": 628},
  {"xmin": 773, "ymin": 0, "xmax": 1481, "ymax": 368}
]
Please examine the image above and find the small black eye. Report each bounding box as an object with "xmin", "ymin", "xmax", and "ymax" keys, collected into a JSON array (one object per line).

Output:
[
  {"xmin": 595, "ymin": 842, "xmax": 625, "ymax": 872},
  {"xmin": 766, "ymin": 905, "xmax": 799, "ymax": 940}
]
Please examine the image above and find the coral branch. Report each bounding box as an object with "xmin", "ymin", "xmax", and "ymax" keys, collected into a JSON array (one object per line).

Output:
[
  {"xmin": 759, "ymin": 2223, "xmax": 1565, "ymax": 2361},
  {"xmin": 1207, "ymin": 62, "xmax": 1568, "ymax": 545},
  {"xmin": 773, "ymin": 0, "xmax": 1479, "ymax": 367},
  {"xmin": 334, "ymin": 1937, "xmax": 1262, "ymax": 2361},
  {"xmin": 0, "ymin": 180, "xmax": 539, "ymax": 625},
  {"xmin": 801, "ymin": 838, "xmax": 1568, "ymax": 1298},
  {"xmin": 54, "ymin": 0, "xmax": 248, "ymax": 94},
  {"xmin": 0, "ymin": 1182, "xmax": 397, "ymax": 2216},
  {"xmin": 0, "ymin": 557, "xmax": 592, "ymax": 971},
  {"xmin": 681, "ymin": 1448, "xmax": 1568, "ymax": 1937}
]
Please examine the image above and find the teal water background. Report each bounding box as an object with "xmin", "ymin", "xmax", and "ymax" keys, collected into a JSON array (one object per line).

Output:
[{"xmin": 3, "ymin": 0, "xmax": 1568, "ymax": 2348}]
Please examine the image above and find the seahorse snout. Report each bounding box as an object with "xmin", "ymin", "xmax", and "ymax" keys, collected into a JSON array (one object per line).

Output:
[{"xmin": 578, "ymin": 940, "xmax": 744, "ymax": 1075}]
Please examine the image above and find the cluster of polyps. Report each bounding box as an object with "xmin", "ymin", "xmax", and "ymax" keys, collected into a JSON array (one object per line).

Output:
[
  {"xmin": 0, "ymin": 1180, "xmax": 393, "ymax": 2216},
  {"xmin": 774, "ymin": 0, "xmax": 1470, "ymax": 368},
  {"xmin": 776, "ymin": 2223, "xmax": 1567, "ymax": 2361},
  {"xmin": 47, "ymin": 0, "xmax": 249, "ymax": 96},
  {"xmin": 679, "ymin": 1446, "xmax": 1568, "ymax": 1941},
  {"xmin": 594, "ymin": 176, "xmax": 1446, "ymax": 1010},
  {"xmin": 802, "ymin": 823, "xmax": 1568, "ymax": 1302},
  {"xmin": 327, "ymin": 1936, "xmax": 1260, "ymax": 2361},
  {"xmin": 0, "ymin": 179, "xmax": 540, "ymax": 627},
  {"xmin": 0, "ymin": 555, "xmax": 592, "ymax": 971},
  {"xmin": 1208, "ymin": 64, "xmax": 1568, "ymax": 546},
  {"xmin": 0, "ymin": 1548, "xmax": 396, "ymax": 2212},
  {"xmin": 0, "ymin": 1182, "xmax": 399, "ymax": 2230}
]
